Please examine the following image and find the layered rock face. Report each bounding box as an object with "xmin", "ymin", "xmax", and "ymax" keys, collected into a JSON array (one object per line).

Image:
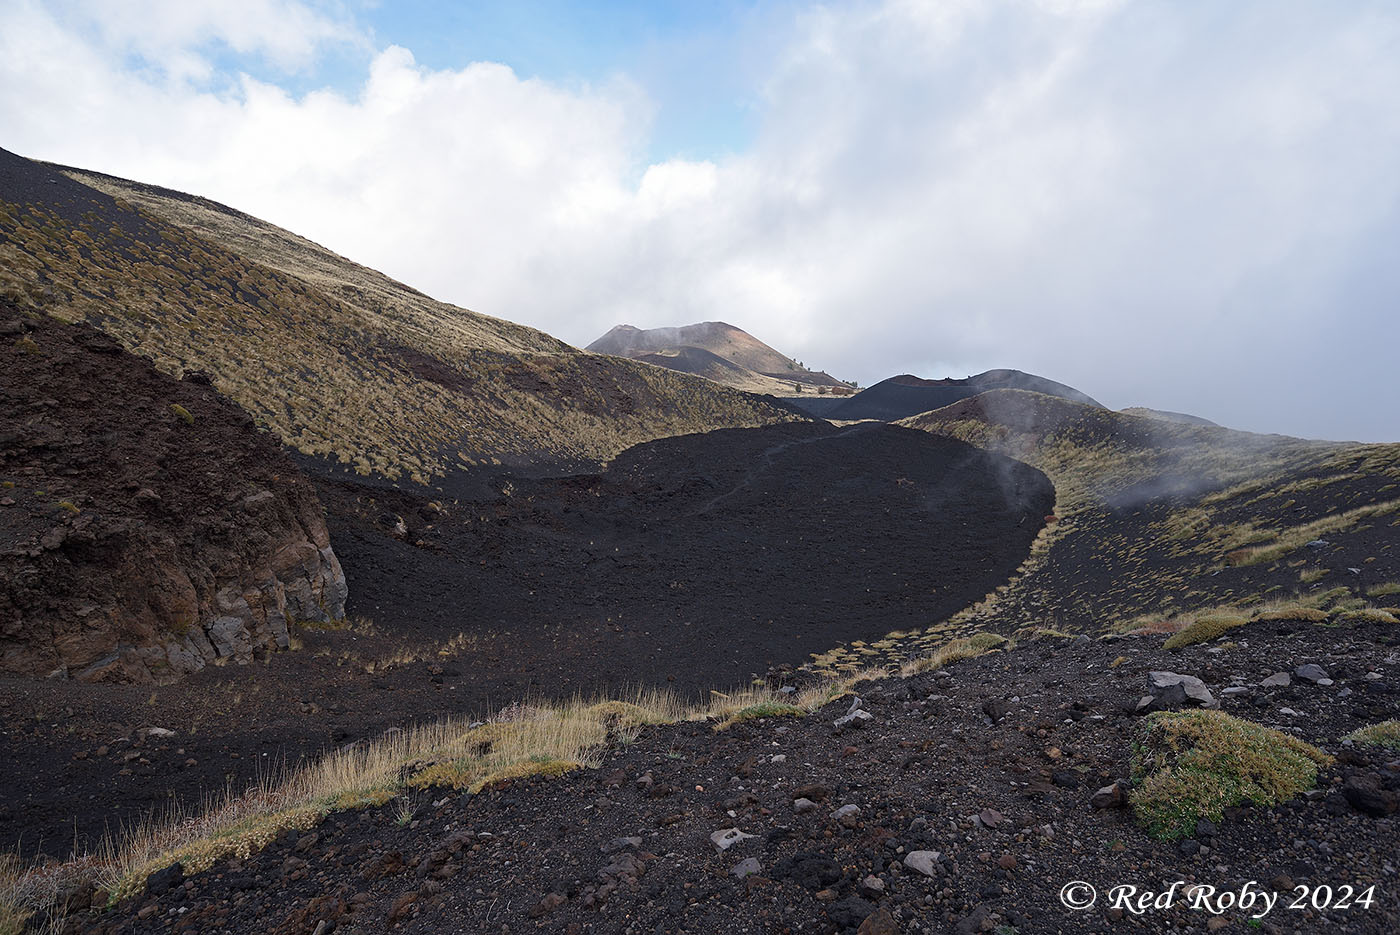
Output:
[{"xmin": 1, "ymin": 303, "xmax": 346, "ymax": 683}]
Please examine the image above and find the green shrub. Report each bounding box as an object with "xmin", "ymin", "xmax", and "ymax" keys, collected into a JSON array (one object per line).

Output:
[
  {"xmin": 1338, "ymin": 609, "xmax": 1398, "ymax": 624},
  {"xmin": 1130, "ymin": 710, "xmax": 1331, "ymax": 840},
  {"xmin": 1345, "ymin": 721, "xmax": 1400, "ymax": 752},
  {"xmin": 1162, "ymin": 615, "xmax": 1247, "ymax": 649},
  {"xmin": 170, "ymin": 403, "xmax": 194, "ymax": 425}
]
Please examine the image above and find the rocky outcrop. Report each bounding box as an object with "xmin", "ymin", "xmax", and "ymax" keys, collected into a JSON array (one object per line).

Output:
[{"xmin": 0, "ymin": 303, "xmax": 346, "ymax": 683}]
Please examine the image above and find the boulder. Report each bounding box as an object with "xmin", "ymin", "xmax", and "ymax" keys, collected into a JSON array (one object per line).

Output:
[
  {"xmin": 1148, "ymin": 671, "xmax": 1217, "ymax": 708},
  {"xmin": 903, "ymin": 850, "xmax": 941, "ymax": 877},
  {"xmin": 1342, "ymin": 774, "xmax": 1398, "ymax": 817},
  {"xmin": 144, "ymin": 863, "xmax": 184, "ymax": 896},
  {"xmin": 710, "ymin": 828, "xmax": 755, "ymax": 851},
  {"xmin": 1295, "ymin": 664, "xmax": 1329, "ymax": 684},
  {"xmin": 1091, "ymin": 782, "xmax": 1127, "ymax": 809}
]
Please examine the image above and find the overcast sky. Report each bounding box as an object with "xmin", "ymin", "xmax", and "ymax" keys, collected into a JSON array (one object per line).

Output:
[{"xmin": 3, "ymin": 0, "xmax": 1398, "ymax": 441}]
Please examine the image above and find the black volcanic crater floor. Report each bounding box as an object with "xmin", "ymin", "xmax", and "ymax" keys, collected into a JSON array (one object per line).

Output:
[
  {"xmin": 319, "ymin": 421, "xmax": 1053, "ymax": 701},
  {"xmin": 0, "ymin": 422, "xmax": 1050, "ymax": 861}
]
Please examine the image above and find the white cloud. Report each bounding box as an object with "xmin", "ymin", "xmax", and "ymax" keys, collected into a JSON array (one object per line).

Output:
[
  {"xmin": 3, "ymin": 0, "xmax": 1400, "ymax": 439},
  {"xmin": 50, "ymin": 0, "xmax": 358, "ymax": 77}
]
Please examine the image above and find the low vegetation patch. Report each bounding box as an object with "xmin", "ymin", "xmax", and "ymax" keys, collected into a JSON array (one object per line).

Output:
[
  {"xmin": 1253, "ymin": 604, "xmax": 1329, "ymax": 623},
  {"xmin": 1162, "ymin": 614, "xmax": 1247, "ymax": 649},
  {"xmin": 1338, "ymin": 608, "xmax": 1398, "ymax": 624},
  {"xmin": 904, "ymin": 631, "xmax": 1007, "ymax": 674},
  {"xmin": 1130, "ymin": 710, "xmax": 1332, "ymax": 841},
  {"xmin": 714, "ymin": 702, "xmax": 806, "ymax": 731},
  {"xmin": 1345, "ymin": 721, "xmax": 1400, "ymax": 752},
  {"xmin": 1027, "ymin": 627, "xmax": 1077, "ymax": 640}
]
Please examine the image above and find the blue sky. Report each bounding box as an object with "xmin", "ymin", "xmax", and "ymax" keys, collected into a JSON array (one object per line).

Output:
[
  {"xmin": 366, "ymin": 0, "xmax": 776, "ymax": 161},
  {"xmin": 220, "ymin": 0, "xmax": 781, "ymax": 162},
  {"xmin": 4, "ymin": 0, "xmax": 1400, "ymax": 440}
]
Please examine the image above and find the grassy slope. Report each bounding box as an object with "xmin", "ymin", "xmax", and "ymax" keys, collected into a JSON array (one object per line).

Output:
[
  {"xmin": 0, "ymin": 163, "xmax": 798, "ymax": 485},
  {"xmin": 891, "ymin": 389, "xmax": 1400, "ymax": 634}
]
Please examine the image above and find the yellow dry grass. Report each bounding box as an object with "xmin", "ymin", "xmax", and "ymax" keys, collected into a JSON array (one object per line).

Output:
[
  {"xmin": 0, "ymin": 667, "xmax": 889, "ymax": 915},
  {"xmin": 0, "ymin": 857, "xmax": 30, "ymax": 935},
  {"xmin": 902, "ymin": 631, "xmax": 1008, "ymax": 675},
  {"xmin": 1223, "ymin": 499, "xmax": 1400, "ymax": 567}
]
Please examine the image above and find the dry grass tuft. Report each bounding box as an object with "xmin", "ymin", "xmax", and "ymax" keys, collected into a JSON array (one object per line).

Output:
[
  {"xmin": 714, "ymin": 702, "xmax": 805, "ymax": 732},
  {"xmin": 1026, "ymin": 628, "xmax": 1077, "ymax": 640},
  {"xmin": 1252, "ymin": 604, "xmax": 1329, "ymax": 623},
  {"xmin": 1162, "ymin": 614, "xmax": 1247, "ymax": 650},
  {"xmin": 1122, "ymin": 597, "xmax": 1349, "ymax": 645},
  {"xmin": 903, "ymin": 632, "xmax": 1007, "ymax": 675},
  {"xmin": 1224, "ymin": 499, "xmax": 1400, "ymax": 567},
  {"xmin": 0, "ymin": 856, "xmax": 32, "ymax": 935},
  {"xmin": 1337, "ymin": 608, "xmax": 1399, "ymax": 625}
]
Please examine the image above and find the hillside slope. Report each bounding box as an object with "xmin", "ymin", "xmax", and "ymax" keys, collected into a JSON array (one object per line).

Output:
[
  {"xmin": 588, "ymin": 322, "xmax": 850, "ymax": 396},
  {"xmin": 0, "ymin": 149, "xmax": 799, "ymax": 486},
  {"xmin": 888, "ymin": 389, "xmax": 1400, "ymax": 635},
  {"xmin": 788, "ymin": 369, "xmax": 1102, "ymax": 421}
]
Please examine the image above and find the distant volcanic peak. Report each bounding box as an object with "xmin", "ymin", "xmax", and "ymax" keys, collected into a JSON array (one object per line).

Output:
[
  {"xmin": 590, "ymin": 320, "xmax": 782, "ymax": 360},
  {"xmin": 585, "ymin": 320, "xmax": 835, "ymax": 395},
  {"xmin": 889, "ymin": 374, "xmax": 963, "ymax": 388},
  {"xmin": 913, "ymin": 388, "xmax": 1095, "ymax": 435},
  {"xmin": 633, "ymin": 345, "xmax": 753, "ymax": 379}
]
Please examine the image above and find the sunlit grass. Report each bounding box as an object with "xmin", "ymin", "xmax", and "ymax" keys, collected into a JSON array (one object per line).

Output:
[{"xmin": 0, "ymin": 667, "xmax": 889, "ymax": 914}]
